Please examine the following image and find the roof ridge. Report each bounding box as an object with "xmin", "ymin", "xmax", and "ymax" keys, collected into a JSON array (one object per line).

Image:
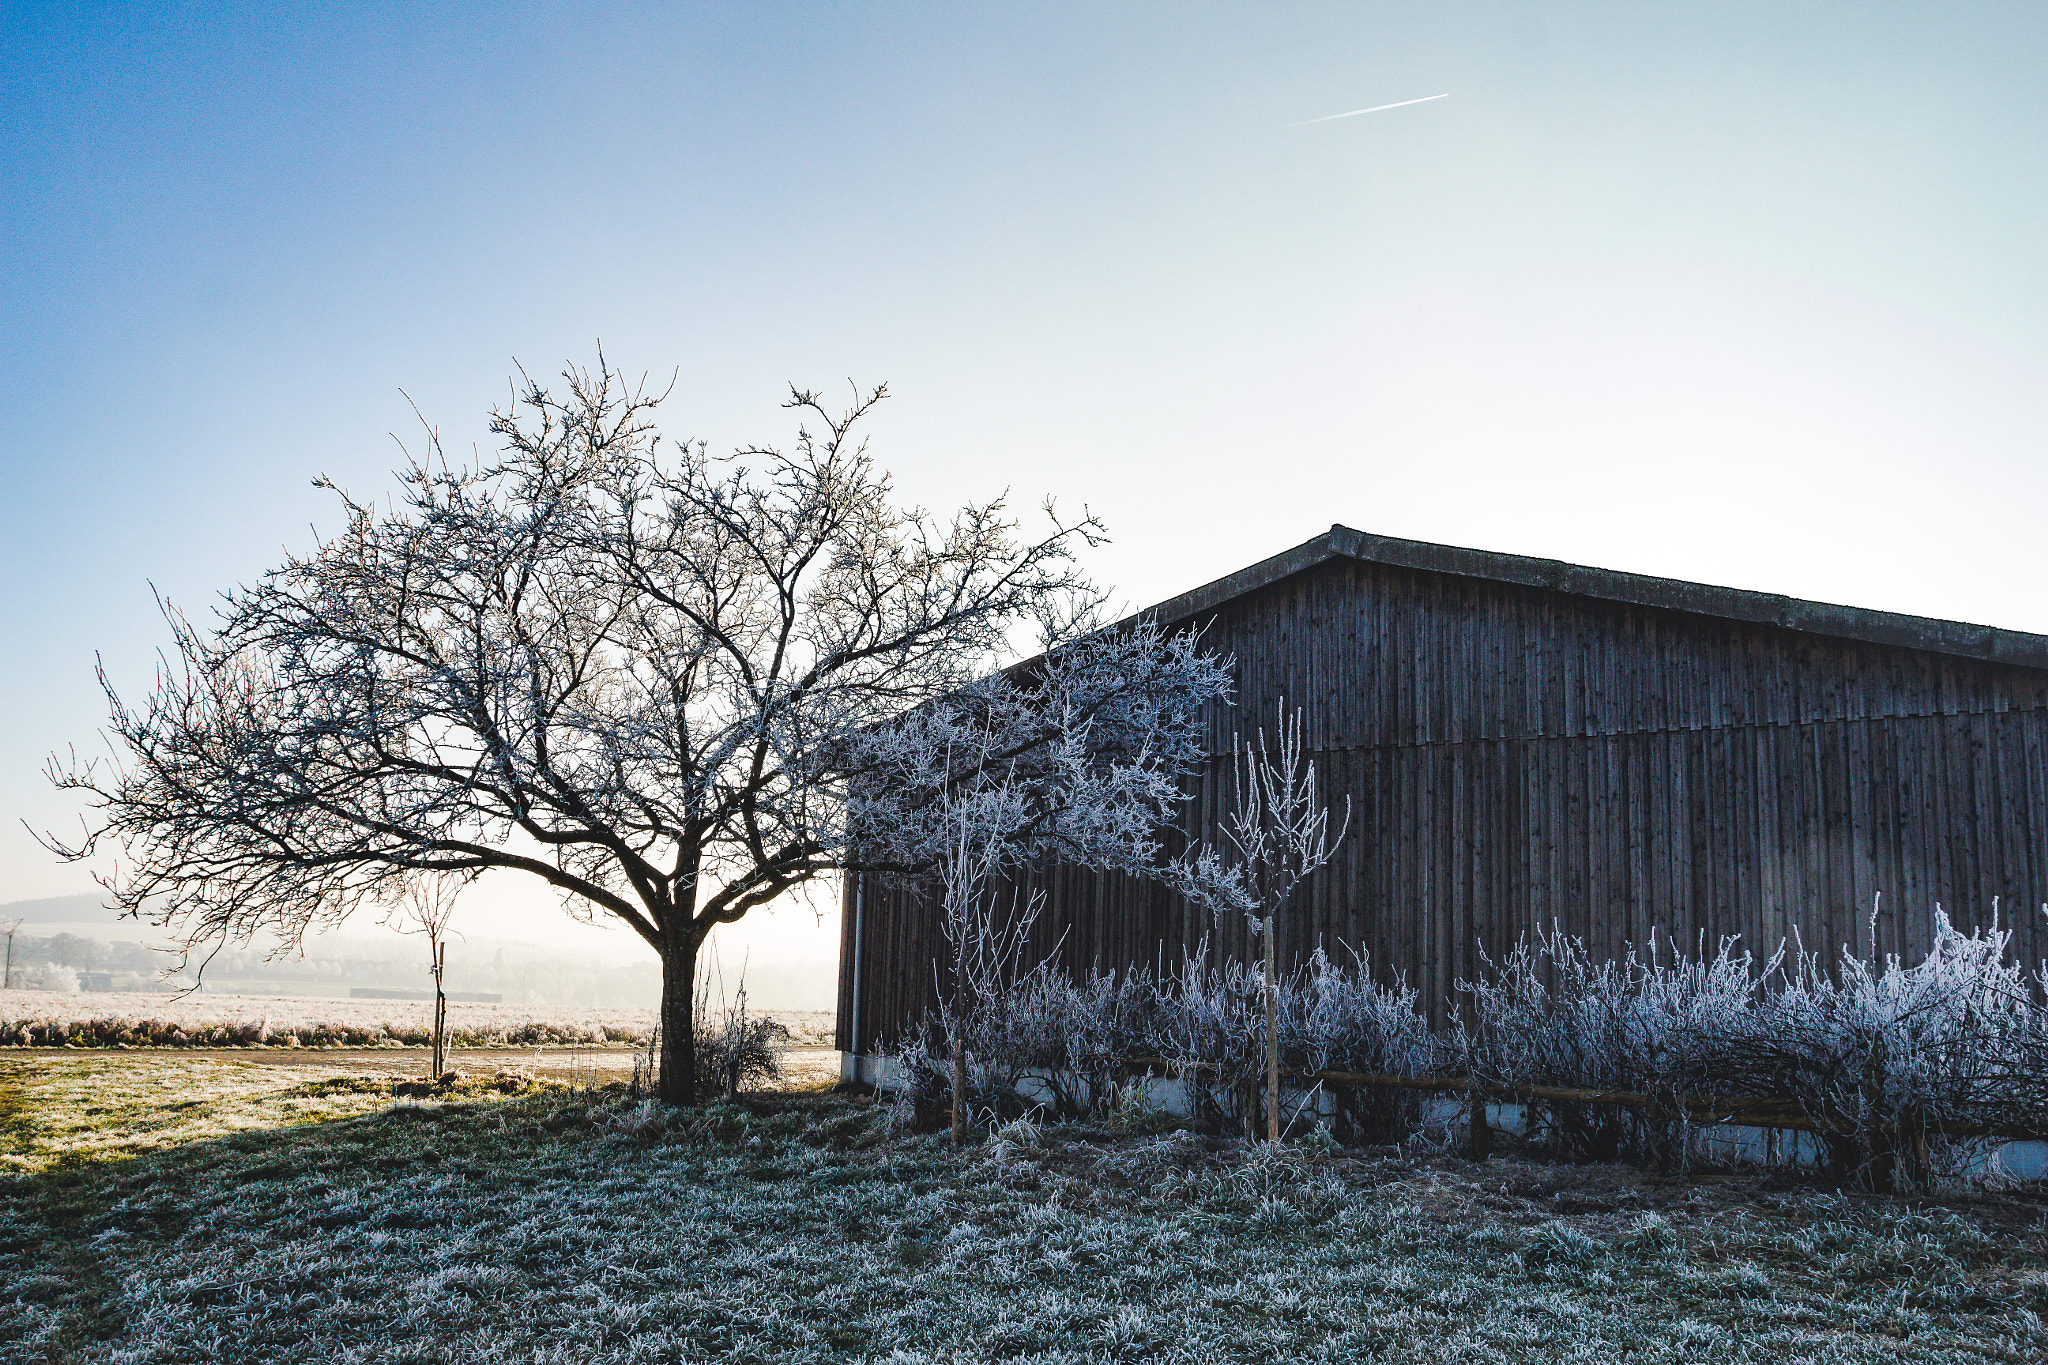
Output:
[{"xmin": 1123, "ymin": 524, "xmax": 2048, "ymax": 672}]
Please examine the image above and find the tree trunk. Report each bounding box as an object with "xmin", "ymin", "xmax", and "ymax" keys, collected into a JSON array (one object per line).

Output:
[
  {"xmin": 951, "ymin": 1031, "xmax": 967, "ymax": 1145},
  {"xmin": 658, "ymin": 932, "xmax": 700, "ymax": 1106},
  {"xmin": 1264, "ymin": 913, "xmax": 1279, "ymax": 1145}
]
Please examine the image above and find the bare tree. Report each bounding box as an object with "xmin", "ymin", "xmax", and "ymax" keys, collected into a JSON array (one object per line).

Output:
[
  {"xmin": 386, "ymin": 871, "xmax": 467, "ymax": 1076},
  {"xmin": 1174, "ymin": 708, "xmax": 1349, "ymax": 1143},
  {"xmin": 44, "ymin": 357, "xmax": 1228, "ymax": 1104}
]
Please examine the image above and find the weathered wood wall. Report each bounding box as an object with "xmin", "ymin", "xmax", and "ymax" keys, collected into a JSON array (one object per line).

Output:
[{"xmin": 838, "ymin": 555, "xmax": 2048, "ymax": 1052}]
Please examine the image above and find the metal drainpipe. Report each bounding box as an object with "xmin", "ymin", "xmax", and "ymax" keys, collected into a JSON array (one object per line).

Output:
[{"xmin": 848, "ymin": 873, "xmax": 865, "ymax": 1080}]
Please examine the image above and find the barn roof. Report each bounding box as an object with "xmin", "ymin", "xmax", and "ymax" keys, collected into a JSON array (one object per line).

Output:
[{"xmin": 1133, "ymin": 525, "xmax": 2048, "ymax": 673}]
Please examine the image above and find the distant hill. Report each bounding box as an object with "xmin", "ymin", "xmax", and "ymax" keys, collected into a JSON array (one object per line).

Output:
[{"xmin": 0, "ymin": 893, "xmax": 129, "ymax": 926}]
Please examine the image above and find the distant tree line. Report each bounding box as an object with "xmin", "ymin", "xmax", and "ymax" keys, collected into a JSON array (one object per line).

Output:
[{"xmin": 0, "ymin": 931, "xmax": 687, "ymax": 1006}]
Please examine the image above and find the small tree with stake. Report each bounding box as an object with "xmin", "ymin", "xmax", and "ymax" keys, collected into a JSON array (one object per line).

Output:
[
  {"xmin": 387, "ymin": 871, "xmax": 466, "ymax": 1077},
  {"xmin": 1, "ymin": 917, "xmax": 21, "ymax": 992},
  {"xmin": 43, "ymin": 356, "xmax": 1228, "ymax": 1106},
  {"xmin": 1174, "ymin": 708, "xmax": 1348, "ymax": 1144}
]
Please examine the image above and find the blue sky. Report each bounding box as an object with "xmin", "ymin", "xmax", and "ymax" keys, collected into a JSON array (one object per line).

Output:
[{"xmin": 3, "ymin": 3, "xmax": 2043, "ymax": 977}]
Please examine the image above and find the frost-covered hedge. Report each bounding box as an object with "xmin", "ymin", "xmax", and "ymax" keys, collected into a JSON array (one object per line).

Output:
[
  {"xmin": 890, "ymin": 909, "xmax": 2048, "ymax": 1189},
  {"xmin": 1466, "ymin": 910, "xmax": 2048, "ymax": 1186},
  {"xmin": 891, "ymin": 948, "xmax": 1446, "ymax": 1142},
  {"xmin": 0, "ymin": 991, "xmax": 655, "ymax": 1049},
  {"xmin": 1, "ymin": 1017, "xmax": 649, "ymax": 1049}
]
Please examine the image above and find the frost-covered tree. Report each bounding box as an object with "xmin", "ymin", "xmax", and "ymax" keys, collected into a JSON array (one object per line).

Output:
[
  {"xmin": 45, "ymin": 359, "xmax": 1227, "ymax": 1104},
  {"xmin": 1173, "ymin": 709, "xmax": 1348, "ymax": 1143},
  {"xmin": 851, "ymin": 614, "xmax": 1233, "ymax": 1140},
  {"xmin": 930, "ymin": 792, "xmax": 1044, "ymax": 1144}
]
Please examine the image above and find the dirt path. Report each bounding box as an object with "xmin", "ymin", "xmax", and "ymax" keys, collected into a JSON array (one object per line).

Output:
[{"xmin": 7, "ymin": 1044, "xmax": 844, "ymax": 1089}]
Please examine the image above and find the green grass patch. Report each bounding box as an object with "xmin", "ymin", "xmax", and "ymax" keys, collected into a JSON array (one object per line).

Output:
[
  {"xmin": 0, "ymin": 1056, "xmax": 549, "ymax": 1177},
  {"xmin": 0, "ymin": 1057, "xmax": 419, "ymax": 1176},
  {"xmin": 1, "ymin": 1055, "xmax": 2044, "ymax": 1362}
]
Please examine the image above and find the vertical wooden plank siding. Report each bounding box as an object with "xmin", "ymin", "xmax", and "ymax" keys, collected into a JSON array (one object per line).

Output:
[{"xmin": 837, "ymin": 558, "xmax": 2048, "ymax": 1047}]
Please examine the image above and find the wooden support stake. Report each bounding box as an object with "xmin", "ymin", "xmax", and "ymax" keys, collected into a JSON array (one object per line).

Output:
[
  {"xmin": 951, "ymin": 1038, "xmax": 966, "ymax": 1146},
  {"xmin": 1468, "ymin": 1093, "xmax": 1492, "ymax": 1159},
  {"xmin": 1264, "ymin": 913, "xmax": 1280, "ymax": 1146},
  {"xmin": 430, "ymin": 940, "xmax": 448, "ymax": 1077}
]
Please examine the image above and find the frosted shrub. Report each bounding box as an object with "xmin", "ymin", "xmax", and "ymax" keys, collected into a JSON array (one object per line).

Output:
[
  {"xmin": 888, "ymin": 965, "xmax": 1168, "ymax": 1129},
  {"xmin": 1463, "ymin": 926, "xmax": 1774, "ymax": 1166},
  {"xmin": 1005, "ymin": 965, "xmax": 1165, "ymax": 1117},
  {"xmin": 1293, "ymin": 949, "xmax": 1453, "ymax": 1143},
  {"xmin": 892, "ymin": 949, "xmax": 1451, "ymax": 1141},
  {"xmin": 1163, "ymin": 950, "xmax": 1448, "ymax": 1141},
  {"xmin": 881, "ymin": 1021, "xmax": 952, "ymax": 1133},
  {"xmin": 1462, "ymin": 908, "xmax": 2048, "ymax": 1189},
  {"xmin": 889, "ymin": 906, "xmax": 2047, "ymax": 1178},
  {"xmin": 1158, "ymin": 957, "xmax": 1268, "ymax": 1135},
  {"xmin": 1716, "ymin": 909, "xmax": 2046, "ymax": 1189}
]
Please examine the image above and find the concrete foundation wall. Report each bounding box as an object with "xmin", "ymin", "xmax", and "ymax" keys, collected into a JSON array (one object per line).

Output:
[{"xmin": 837, "ymin": 1051, "xmax": 2048, "ymax": 1179}]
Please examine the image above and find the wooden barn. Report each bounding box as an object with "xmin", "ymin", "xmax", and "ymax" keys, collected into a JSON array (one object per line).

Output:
[{"xmin": 836, "ymin": 525, "xmax": 2048, "ymax": 1067}]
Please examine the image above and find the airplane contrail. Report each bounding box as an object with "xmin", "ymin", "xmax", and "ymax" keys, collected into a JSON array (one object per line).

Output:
[{"xmin": 1284, "ymin": 92, "xmax": 1450, "ymax": 128}]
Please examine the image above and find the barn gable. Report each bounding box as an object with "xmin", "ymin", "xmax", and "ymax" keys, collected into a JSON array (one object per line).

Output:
[{"xmin": 838, "ymin": 527, "xmax": 2048, "ymax": 1054}]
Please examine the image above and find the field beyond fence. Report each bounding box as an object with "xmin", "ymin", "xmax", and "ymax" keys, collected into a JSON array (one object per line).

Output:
[{"xmin": 0, "ymin": 989, "xmax": 833, "ymax": 1050}]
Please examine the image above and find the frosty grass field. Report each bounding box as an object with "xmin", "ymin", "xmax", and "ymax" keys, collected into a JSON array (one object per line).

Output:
[{"xmin": 0, "ymin": 1054, "xmax": 2043, "ymax": 1363}]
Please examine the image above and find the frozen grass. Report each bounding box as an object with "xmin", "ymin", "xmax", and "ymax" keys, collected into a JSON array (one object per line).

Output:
[
  {"xmin": 3, "ymin": 1056, "xmax": 2045, "ymax": 1362},
  {"xmin": 0, "ymin": 989, "xmax": 838, "ymax": 1051}
]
